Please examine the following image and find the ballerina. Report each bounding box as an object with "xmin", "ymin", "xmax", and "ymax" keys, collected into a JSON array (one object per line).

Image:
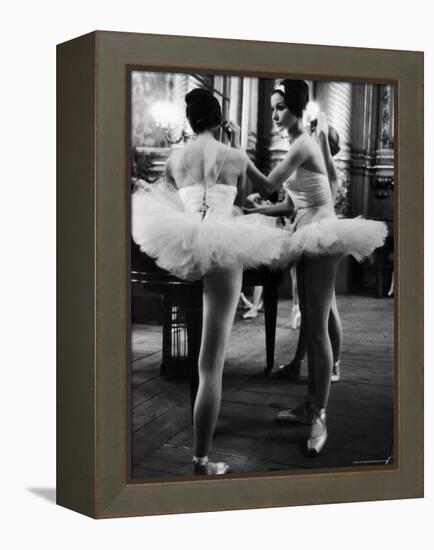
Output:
[
  {"xmin": 132, "ymin": 88, "xmax": 291, "ymax": 474},
  {"xmin": 276, "ymin": 123, "xmax": 342, "ymax": 383},
  {"xmin": 227, "ymin": 79, "xmax": 387, "ymax": 456}
]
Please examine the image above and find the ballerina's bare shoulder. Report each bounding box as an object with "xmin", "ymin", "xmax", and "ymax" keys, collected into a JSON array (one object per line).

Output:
[
  {"xmin": 166, "ymin": 140, "xmax": 247, "ymax": 190},
  {"xmin": 292, "ymin": 133, "xmax": 327, "ymax": 177}
]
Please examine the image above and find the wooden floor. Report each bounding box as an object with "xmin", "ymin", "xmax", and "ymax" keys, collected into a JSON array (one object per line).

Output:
[{"xmin": 131, "ymin": 295, "xmax": 394, "ymax": 479}]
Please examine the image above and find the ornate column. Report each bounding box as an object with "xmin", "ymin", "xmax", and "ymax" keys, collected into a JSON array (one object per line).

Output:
[
  {"xmin": 350, "ymin": 83, "xmax": 379, "ymax": 217},
  {"xmin": 349, "ymin": 82, "xmax": 394, "ymax": 296},
  {"xmin": 228, "ymin": 76, "xmax": 243, "ymax": 126},
  {"xmin": 349, "ymin": 83, "xmax": 394, "ymax": 220},
  {"xmin": 241, "ymin": 77, "xmax": 259, "ymax": 160},
  {"xmin": 370, "ymin": 84, "xmax": 394, "ymax": 222},
  {"xmin": 170, "ymin": 73, "xmax": 190, "ymax": 143}
]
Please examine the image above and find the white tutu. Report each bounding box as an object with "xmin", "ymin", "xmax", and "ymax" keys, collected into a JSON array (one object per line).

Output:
[
  {"xmin": 285, "ymin": 215, "xmax": 388, "ymax": 264},
  {"xmin": 282, "ymin": 167, "xmax": 388, "ymax": 264},
  {"xmin": 132, "ymin": 182, "xmax": 291, "ymax": 281}
]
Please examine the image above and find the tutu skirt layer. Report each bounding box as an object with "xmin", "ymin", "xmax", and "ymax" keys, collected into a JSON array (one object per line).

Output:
[
  {"xmin": 132, "ymin": 185, "xmax": 290, "ymax": 280},
  {"xmin": 285, "ymin": 216, "xmax": 388, "ymax": 264},
  {"xmin": 132, "ymin": 184, "xmax": 388, "ymax": 280}
]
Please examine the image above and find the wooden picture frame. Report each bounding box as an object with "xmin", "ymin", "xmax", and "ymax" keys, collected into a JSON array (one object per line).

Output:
[{"xmin": 57, "ymin": 31, "xmax": 423, "ymax": 518}]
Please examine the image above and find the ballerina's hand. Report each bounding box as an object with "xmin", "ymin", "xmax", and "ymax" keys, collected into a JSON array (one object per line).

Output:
[
  {"xmin": 222, "ymin": 120, "xmax": 242, "ymax": 148},
  {"xmin": 246, "ymin": 192, "xmax": 263, "ymax": 207},
  {"xmin": 242, "ymin": 206, "xmax": 259, "ymax": 215},
  {"xmin": 316, "ymin": 112, "xmax": 329, "ymax": 137}
]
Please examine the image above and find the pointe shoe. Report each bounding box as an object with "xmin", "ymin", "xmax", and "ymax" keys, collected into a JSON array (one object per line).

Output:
[
  {"xmin": 290, "ymin": 305, "xmax": 301, "ymax": 330},
  {"xmin": 243, "ymin": 306, "xmax": 258, "ymax": 319},
  {"xmin": 276, "ymin": 399, "xmax": 313, "ymax": 424},
  {"xmin": 331, "ymin": 360, "xmax": 341, "ymax": 383},
  {"xmin": 275, "ymin": 359, "xmax": 304, "ymax": 380},
  {"xmin": 193, "ymin": 456, "xmax": 231, "ymax": 476},
  {"xmin": 306, "ymin": 408, "xmax": 327, "ymax": 457}
]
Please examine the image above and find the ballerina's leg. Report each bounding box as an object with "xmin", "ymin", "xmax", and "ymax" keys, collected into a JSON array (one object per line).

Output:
[
  {"xmin": 329, "ymin": 290, "xmax": 342, "ymax": 381},
  {"xmin": 290, "ymin": 267, "xmax": 301, "ymax": 329},
  {"xmin": 297, "ymin": 259, "xmax": 313, "ymax": 389},
  {"xmin": 252, "ymin": 285, "xmax": 263, "ymax": 309},
  {"xmin": 275, "ymin": 257, "xmax": 316, "ymax": 422},
  {"xmin": 299, "ymin": 255, "xmax": 339, "ymax": 455},
  {"xmin": 303, "ymin": 255, "xmax": 340, "ymax": 409},
  {"xmin": 329, "ymin": 291, "xmax": 342, "ymax": 362},
  {"xmin": 291, "ymin": 267, "xmax": 299, "ymax": 308},
  {"xmin": 291, "ymin": 315, "xmax": 307, "ymax": 364},
  {"xmin": 193, "ymin": 264, "xmax": 243, "ymax": 461},
  {"xmin": 275, "ymin": 264, "xmax": 306, "ymax": 379}
]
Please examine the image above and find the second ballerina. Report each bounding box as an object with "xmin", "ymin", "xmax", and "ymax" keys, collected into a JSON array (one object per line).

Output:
[{"xmin": 227, "ymin": 79, "xmax": 387, "ymax": 456}]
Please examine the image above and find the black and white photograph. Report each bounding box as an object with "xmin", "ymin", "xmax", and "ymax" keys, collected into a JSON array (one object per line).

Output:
[
  {"xmin": 3, "ymin": 0, "xmax": 430, "ymax": 540},
  {"xmin": 130, "ymin": 70, "xmax": 394, "ymax": 480}
]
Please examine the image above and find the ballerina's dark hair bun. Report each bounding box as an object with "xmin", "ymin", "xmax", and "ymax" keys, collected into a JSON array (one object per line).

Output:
[
  {"xmin": 327, "ymin": 125, "xmax": 340, "ymax": 157},
  {"xmin": 185, "ymin": 88, "xmax": 222, "ymax": 133},
  {"xmin": 274, "ymin": 79, "xmax": 309, "ymax": 118},
  {"xmin": 310, "ymin": 119, "xmax": 341, "ymax": 156}
]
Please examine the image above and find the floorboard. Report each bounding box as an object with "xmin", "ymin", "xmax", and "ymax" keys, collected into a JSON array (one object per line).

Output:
[{"xmin": 130, "ymin": 294, "xmax": 394, "ymax": 478}]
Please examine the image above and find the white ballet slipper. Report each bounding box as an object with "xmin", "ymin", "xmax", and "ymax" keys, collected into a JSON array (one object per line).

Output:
[
  {"xmin": 306, "ymin": 408, "xmax": 327, "ymax": 456},
  {"xmin": 243, "ymin": 306, "xmax": 258, "ymax": 319},
  {"xmin": 331, "ymin": 360, "xmax": 341, "ymax": 383},
  {"xmin": 193, "ymin": 456, "xmax": 231, "ymax": 475}
]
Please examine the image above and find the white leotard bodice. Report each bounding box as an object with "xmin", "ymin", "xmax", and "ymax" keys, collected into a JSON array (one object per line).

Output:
[
  {"xmin": 178, "ymin": 184, "xmax": 237, "ymax": 217},
  {"xmin": 284, "ymin": 166, "xmax": 336, "ymax": 228},
  {"xmin": 177, "ymin": 146, "xmax": 238, "ymax": 218}
]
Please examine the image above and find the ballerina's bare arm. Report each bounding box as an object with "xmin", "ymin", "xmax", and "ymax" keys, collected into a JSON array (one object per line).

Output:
[
  {"xmin": 234, "ymin": 151, "xmax": 248, "ymax": 208},
  {"xmin": 246, "ymin": 138, "xmax": 310, "ymax": 198},
  {"xmin": 164, "ymin": 156, "xmax": 177, "ymax": 186},
  {"xmin": 224, "ymin": 119, "xmax": 308, "ymax": 198},
  {"xmin": 243, "ymin": 193, "xmax": 294, "ymax": 216}
]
